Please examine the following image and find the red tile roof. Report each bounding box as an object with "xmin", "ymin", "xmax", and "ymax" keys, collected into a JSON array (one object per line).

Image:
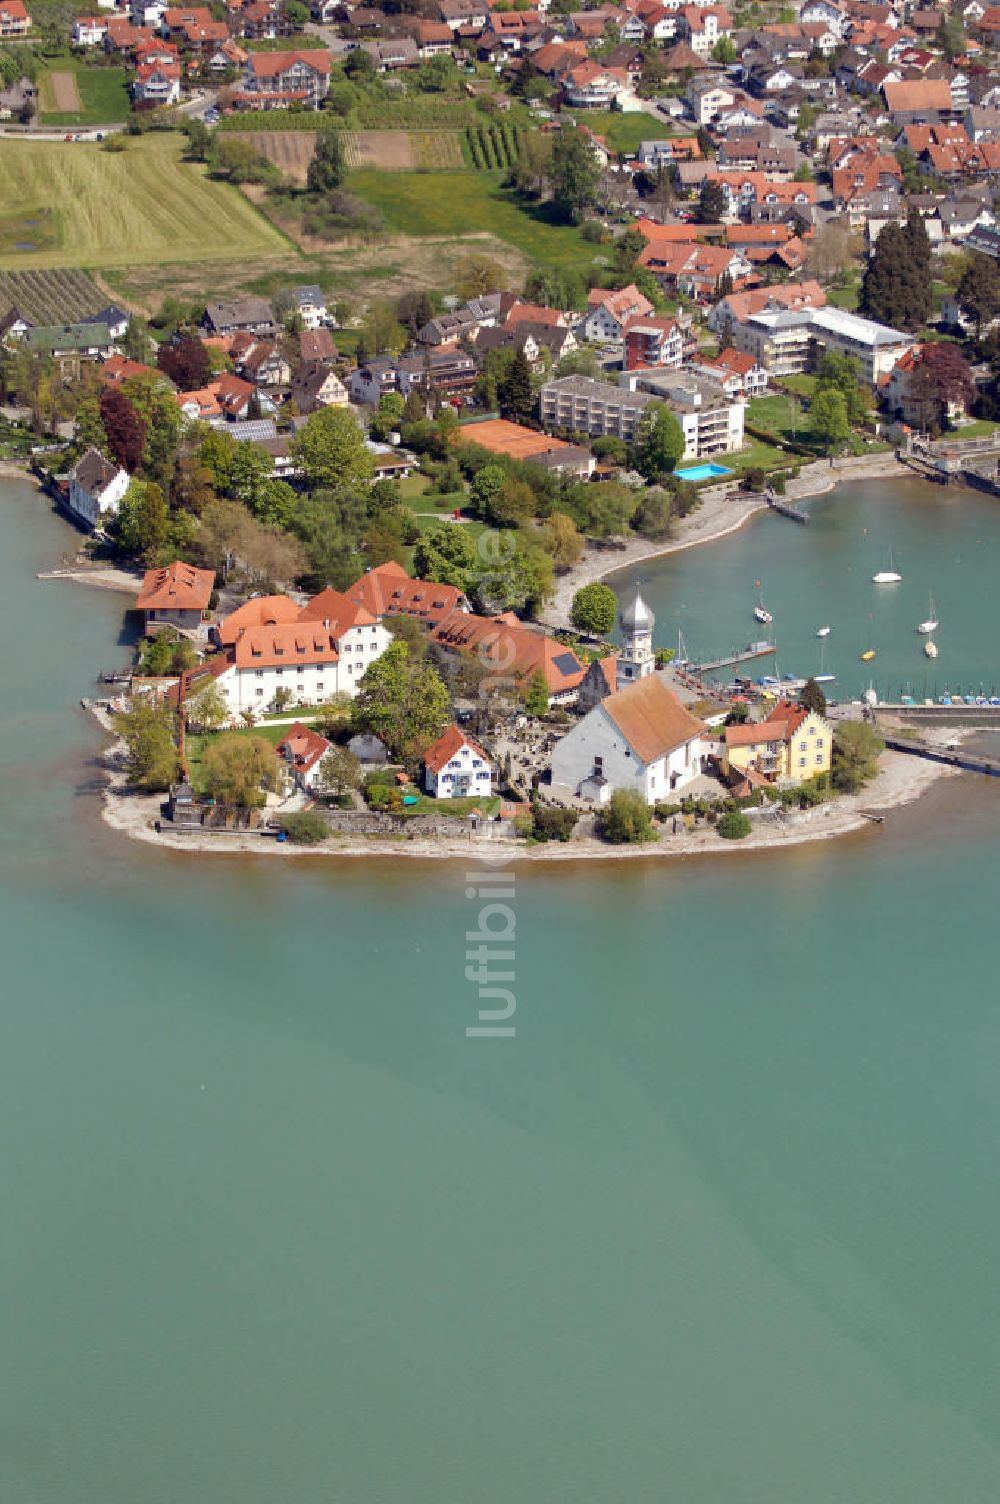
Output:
[
  {"xmin": 136, "ymin": 560, "xmax": 215, "ymax": 613},
  {"xmin": 602, "ymin": 675, "xmax": 704, "ymax": 763},
  {"xmin": 424, "ymin": 722, "xmax": 491, "ymax": 775}
]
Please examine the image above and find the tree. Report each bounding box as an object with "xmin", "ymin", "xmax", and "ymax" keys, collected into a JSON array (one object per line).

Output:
[
  {"xmin": 523, "ymin": 670, "xmax": 549, "ymax": 717},
  {"xmin": 507, "ymin": 131, "xmax": 553, "ymax": 198},
  {"xmin": 157, "ymin": 335, "xmax": 210, "ymax": 391},
  {"xmin": 75, "ymin": 395, "xmax": 106, "ymax": 452},
  {"xmin": 497, "ymin": 350, "xmax": 534, "ymax": 422},
  {"xmin": 314, "ymin": 691, "xmax": 354, "ymax": 736},
  {"xmin": 956, "ymin": 252, "xmax": 1000, "ymax": 339},
  {"xmin": 859, "ymin": 216, "xmax": 930, "ymax": 331},
  {"xmin": 396, "ymin": 290, "xmax": 434, "ymax": 337},
  {"xmin": 317, "ymin": 744, "xmax": 361, "ymax": 799},
  {"xmin": 815, "ymin": 351, "xmax": 869, "ymax": 425},
  {"xmin": 454, "ymin": 252, "xmax": 505, "ymax": 299},
  {"xmin": 99, "ymin": 386, "xmax": 145, "ymax": 472},
  {"xmin": 936, "ymin": 13, "xmax": 966, "ymax": 59},
  {"xmin": 831, "ymin": 721, "xmax": 884, "ymax": 792},
  {"xmin": 278, "ymin": 810, "xmax": 329, "ymax": 844},
  {"xmin": 549, "ymin": 126, "xmax": 601, "ymax": 223},
  {"xmin": 183, "ymin": 118, "xmax": 210, "ymax": 162},
  {"xmin": 717, "ymin": 809, "xmax": 751, "ymax": 839},
  {"xmin": 636, "ymin": 402, "xmax": 685, "ymax": 480},
  {"xmin": 631, "ymin": 487, "xmax": 672, "ymax": 539},
  {"xmin": 570, "ymin": 582, "xmax": 617, "ymax": 637},
  {"xmin": 712, "ymin": 35, "xmax": 735, "ymax": 63},
  {"xmin": 489, "ymin": 478, "xmax": 536, "ymax": 528},
  {"xmin": 413, "ymin": 522, "xmax": 477, "ymax": 589},
  {"xmin": 115, "ymin": 479, "xmax": 169, "ymax": 564},
  {"xmin": 600, "ymin": 788, "xmax": 655, "ymax": 843},
  {"xmin": 351, "ymin": 640, "xmax": 450, "ymax": 761},
  {"xmin": 539, "ymin": 510, "xmax": 583, "ymax": 569},
  {"xmin": 907, "ymin": 343, "xmax": 975, "ymax": 432},
  {"xmin": 470, "ymin": 462, "xmax": 507, "ymax": 518},
  {"xmin": 359, "ymin": 300, "xmax": 408, "ymax": 357},
  {"xmin": 291, "ymin": 408, "xmax": 374, "ymax": 491},
  {"xmin": 809, "ymin": 387, "xmax": 850, "ymax": 453},
  {"xmin": 202, "ymin": 733, "xmax": 279, "ymax": 807},
  {"xmin": 114, "ymin": 697, "xmax": 179, "ymax": 792},
  {"xmin": 799, "ymin": 677, "xmax": 827, "ymax": 716},
  {"xmin": 695, "ymin": 177, "xmax": 727, "ymax": 224},
  {"xmin": 306, "ymin": 128, "xmax": 346, "ymax": 194},
  {"xmin": 185, "ymin": 679, "xmax": 230, "ymax": 731}
]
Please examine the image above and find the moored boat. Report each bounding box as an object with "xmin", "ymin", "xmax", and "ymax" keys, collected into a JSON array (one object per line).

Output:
[
  {"xmin": 861, "ymin": 649, "xmax": 876, "ymax": 662},
  {"xmin": 873, "ymin": 547, "xmax": 902, "ymax": 584},
  {"xmin": 917, "ymin": 593, "xmax": 938, "ymax": 634},
  {"xmin": 815, "ymin": 625, "xmax": 831, "ymax": 638},
  {"xmin": 924, "ymin": 639, "xmax": 938, "ymax": 659}
]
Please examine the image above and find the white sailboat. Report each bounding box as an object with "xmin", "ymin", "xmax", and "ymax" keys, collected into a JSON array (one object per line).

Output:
[
  {"xmin": 815, "ymin": 625, "xmax": 831, "ymax": 638},
  {"xmin": 873, "ymin": 548, "xmax": 902, "ymax": 584},
  {"xmin": 924, "ymin": 639, "xmax": 939, "ymax": 659},
  {"xmin": 814, "ymin": 640, "xmax": 835, "ymax": 684},
  {"xmin": 753, "ymin": 594, "xmax": 773, "ymax": 624},
  {"xmin": 917, "ymin": 593, "xmax": 938, "ymax": 634}
]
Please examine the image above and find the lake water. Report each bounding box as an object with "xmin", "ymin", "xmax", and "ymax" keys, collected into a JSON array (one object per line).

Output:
[
  {"xmin": 611, "ymin": 478, "xmax": 1000, "ymax": 701},
  {"xmin": 3, "ymin": 480, "xmax": 1000, "ymax": 1504}
]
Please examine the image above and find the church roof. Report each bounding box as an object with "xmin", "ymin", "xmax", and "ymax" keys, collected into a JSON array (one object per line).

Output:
[
  {"xmin": 601, "ymin": 676, "xmax": 704, "ymax": 765},
  {"xmin": 619, "ymin": 584, "xmax": 654, "ymax": 632}
]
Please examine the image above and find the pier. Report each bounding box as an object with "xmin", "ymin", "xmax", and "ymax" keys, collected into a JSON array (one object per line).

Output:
[
  {"xmin": 879, "ymin": 733, "xmax": 1000, "ymax": 779},
  {"xmin": 766, "ymin": 492, "xmax": 809, "ymax": 524},
  {"xmin": 686, "ymin": 641, "xmax": 777, "ymax": 674}
]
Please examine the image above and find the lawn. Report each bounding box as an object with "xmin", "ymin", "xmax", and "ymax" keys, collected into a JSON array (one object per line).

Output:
[
  {"xmin": 781, "ymin": 374, "xmax": 817, "ymax": 399},
  {"xmin": 747, "ymin": 393, "xmax": 810, "ymax": 443},
  {"xmin": 38, "ymin": 60, "xmax": 130, "ymax": 127},
  {"xmin": 401, "ymin": 793, "xmax": 501, "ymax": 818},
  {"xmin": 826, "ymin": 279, "xmax": 860, "ymax": 311},
  {"xmin": 948, "ymin": 418, "xmax": 1000, "ymax": 439},
  {"xmin": 730, "ymin": 439, "xmax": 792, "ymax": 473},
  {"xmin": 562, "ymin": 110, "xmax": 674, "ymax": 155},
  {"xmin": 186, "ymin": 722, "xmax": 288, "ymax": 796},
  {"xmin": 0, "ymin": 133, "xmax": 290, "ymax": 270},
  {"xmin": 348, "ymin": 169, "xmax": 599, "ymax": 273}
]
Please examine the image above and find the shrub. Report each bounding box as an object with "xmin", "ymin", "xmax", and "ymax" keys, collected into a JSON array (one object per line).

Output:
[
  {"xmin": 531, "ymin": 806, "xmax": 579, "ymax": 842},
  {"xmin": 717, "ymin": 810, "xmax": 752, "ymax": 840},
  {"xmin": 599, "ymin": 789, "xmax": 655, "ymax": 844},
  {"xmin": 278, "ymin": 811, "xmax": 330, "ymax": 845},
  {"xmin": 367, "ymin": 783, "xmax": 404, "ymax": 813}
]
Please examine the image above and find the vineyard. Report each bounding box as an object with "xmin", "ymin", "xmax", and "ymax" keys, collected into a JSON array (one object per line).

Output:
[
  {"xmin": 465, "ymin": 121, "xmax": 520, "ymax": 173},
  {"xmin": 219, "ymin": 101, "xmax": 475, "ymax": 132},
  {"xmin": 0, "ymin": 267, "xmax": 105, "ymax": 324}
]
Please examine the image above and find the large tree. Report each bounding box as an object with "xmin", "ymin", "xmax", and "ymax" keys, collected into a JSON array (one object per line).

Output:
[
  {"xmin": 570, "ymin": 582, "xmax": 617, "ymax": 638},
  {"xmin": 114, "ymin": 697, "xmax": 179, "ymax": 791},
  {"xmin": 157, "ymin": 335, "xmax": 210, "ymax": 391},
  {"xmin": 695, "ymin": 177, "xmax": 727, "ymax": 224},
  {"xmin": 202, "ymin": 734, "xmax": 279, "ymax": 807},
  {"xmin": 549, "ymin": 126, "xmax": 601, "ymax": 223},
  {"xmin": 351, "ymin": 639, "xmax": 450, "ymax": 761},
  {"xmin": 907, "ymin": 342, "xmax": 975, "ymax": 431},
  {"xmin": 290, "ymin": 408, "xmax": 374, "ymax": 491},
  {"xmin": 831, "ymin": 721, "xmax": 884, "ymax": 792},
  {"xmin": 317, "ymin": 744, "xmax": 361, "ymax": 799},
  {"xmin": 809, "ymin": 387, "xmax": 850, "ymax": 453},
  {"xmin": 306, "ymin": 129, "xmax": 346, "ymax": 194},
  {"xmin": 99, "ymin": 386, "xmax": 146, "ymax": 472},
  {"xmin": 115, "ymin": 479, "xmax": 169, "ymax": 564},
  {"xmin": 497, "ymin": 350, "xmax": 534, "ymax": 422},
  {"xmin": 859, "ymin": 214, "xmax": 931, "ymax": 331},
  {"xmin": 636, "ymin": 402, "xmax": 685, "ymax": 480},
  {"xmin": 956, "ymin": 252, "xmax": 1000, "ymax": 338}
]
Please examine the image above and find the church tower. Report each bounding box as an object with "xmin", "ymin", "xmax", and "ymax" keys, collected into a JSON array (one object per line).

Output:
[{"xmin": 617, "ymin": 584, "xmax": 655, "ymax": 686}]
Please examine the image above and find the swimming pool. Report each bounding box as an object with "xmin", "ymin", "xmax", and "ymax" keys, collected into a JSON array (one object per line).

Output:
[{"xmin": 673, "ymin": 462, "xmax": 734, "ymax": 482}]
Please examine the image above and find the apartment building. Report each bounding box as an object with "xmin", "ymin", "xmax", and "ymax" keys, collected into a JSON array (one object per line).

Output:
[
  {"xmin": 539, "ymin": 375, "xmax": 654, "ymax": 442},
  {"xmin": 627, "ymin": 370, "xmax": 746, "ymax": 458}
]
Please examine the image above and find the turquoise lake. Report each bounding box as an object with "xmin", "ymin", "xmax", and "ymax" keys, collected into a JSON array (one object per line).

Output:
[
  {"xmin": 611, "ymin": 478, "xmax": 1000, "ymax": 701},
  {"xmin": 2, "ymin": 478, "xmax": 1000, "ymax": 1503}
]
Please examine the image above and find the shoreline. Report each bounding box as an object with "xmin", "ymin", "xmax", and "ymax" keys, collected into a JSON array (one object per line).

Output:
[
  {"xmin": 95, "ymin": 714, "xmax": 959, "ymax": 866},
  {"xmin": 544, "ymin": 453, "xmax": 908, "ymax": 629}
]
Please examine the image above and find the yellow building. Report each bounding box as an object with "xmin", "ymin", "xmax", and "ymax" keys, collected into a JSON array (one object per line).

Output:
[{"xmin": 722, "ymin": 702, "xmax": 832, "ymax": 785}]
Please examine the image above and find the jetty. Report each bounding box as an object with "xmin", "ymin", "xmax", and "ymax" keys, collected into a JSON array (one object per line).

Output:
[
  {"xmin": 766, "ymin": 491, "xmax": 809, "ymax": 524},
  {"xmin": 880, "ymin": 732, "xmax": 1000, "ymax": 779},
  {"xmin": 687, "ymin": 641, "xmax": 776, "ymax": 674}
]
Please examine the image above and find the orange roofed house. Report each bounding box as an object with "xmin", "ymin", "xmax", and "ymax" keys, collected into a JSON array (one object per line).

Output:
[
  {"xmin": 276, "ymin": 721, "xmax": 334, "ymax": 792},
  {"xmin": 211, "ymin": 587, "xmax": 392, "ymax": 714},
  {"xmin": 136, "ymin": 560, "xmax": 215, "ymax": 634},
  {"xmin": 423, "ymin": 723, "xmax": 494, "ymax": 799},
  {"xmin": 239, "ymin": 49, "xmax": 331, "ymax": 108},
  {"xmin": 430, "ymin": 611, "xmax": 586, "ymax": 706},
  {"xmin": 346, "ymin": 560, "xmax": 469, "ymax": 631},
  {"xmin": 721, "ymin": 701, "xmax": 832, "ymax": 786},
  {"xmin": 550, "ymin": 673, "xmax": 708, "ymax": 803}
]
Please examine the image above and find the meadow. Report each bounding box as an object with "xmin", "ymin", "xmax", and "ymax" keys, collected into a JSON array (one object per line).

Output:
[
  {"xmin": 37, "ymin": 59, "xmax": 130, "ymax": 127},
  {"xmin": 348, "ymin": 169, "xmax": 599, "ymax": 274},
  {"xmin": 0, "ymin": 134, "xmax": 290, "ymax": 270}
]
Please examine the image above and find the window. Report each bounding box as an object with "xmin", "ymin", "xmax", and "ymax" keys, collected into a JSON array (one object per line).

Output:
[
  {"xmin": 799, "ymin": 741, "xmax": 807, "ymax": 751},
  {"xmin": 799, "ymin": 757, "xmax": 806, "ymax": 767},
  {"xmin": 256, "ymin": 687, "xmax": 264, "ymax": 697},
  {"xmin": 816, "ymin": 738, "xmax": 824, "ymax": 749},
  {"xmin": 815, "ymin": 754, "xmax": 823, "ymax": 764},
  {"xmin": 255, "ymin": 669, "xmax": 264, "ymax": 678}
]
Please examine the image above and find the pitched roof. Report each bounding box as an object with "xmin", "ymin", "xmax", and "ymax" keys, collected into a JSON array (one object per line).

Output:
[
  {"xmin": 346, "ymin": 561, "xmax": 466, "ymax": 625},
  {"xmin": 136, "ymin": 560, "xmax": 214, "ymax": 612},
  {"xmin": 218, "ymin": 593, "xmax": 301, "ymax": 645},
  {"xmin": 276, "ymin": 721, "xmax": 332, "ymax": 775},
  {"xmin": 245, "ymin": 48, "xmax": 333, "ymax": 75},
  {"xmin": 431, "ymin": 611, "xmax": 586, "ymax": 693},
  {"xmin": 725, "ymin": 700, "xmax": 811, "ymax": 747},
  {"xmin": 72, "ymin": 446, "xmax": 121, "ymax": 494},
  {"xmin": 231, "ymin": 622, "xmax": 341, "ymax": 670},
  {"xmin": 297, "ymin": 586, "xmax": 377, "ymax": 633},
  {"xmin": 423, "ymin": 722, "xmax": 491, "ymax": 775},
  {"xmin": 882, "ymin": 78, "xmax": 952, "ymax": 113},
  {"xmin": 601, "ymin": 676, "xmax": 704, "ymax": 764}
]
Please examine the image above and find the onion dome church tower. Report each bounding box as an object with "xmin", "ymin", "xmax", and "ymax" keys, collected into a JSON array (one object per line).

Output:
[{"xmin": 617, "ymin": 584, "xmax": 655, "ymax": 687}]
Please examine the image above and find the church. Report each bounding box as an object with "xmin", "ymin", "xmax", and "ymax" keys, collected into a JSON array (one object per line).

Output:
[{"xmin": 550, "ymin": 586, "xmax": 708, "ymax": 804}]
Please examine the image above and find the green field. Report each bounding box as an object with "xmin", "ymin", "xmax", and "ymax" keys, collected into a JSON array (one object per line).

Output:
[
  {"xmin": 0, "ymin": 134, "xmax": 290, "ymax": 269},
  {"xmin": 348, "ymin": 169, "xmax": 599, "ymax": 273},
  {"xmin": 562, "ymin": 110, "xmax": 675, "ymax": 155},
  {"xmin": 38, "ymin": 60, "xmax": 130, "ymax": 127}
]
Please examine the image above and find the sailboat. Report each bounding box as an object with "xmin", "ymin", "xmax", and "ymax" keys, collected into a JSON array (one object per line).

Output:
[
  {"xmin": 675, "ymin": 629, "xmax": 689, "ymax": 668},
  {"xmin": 873, "ymin": 548, "xmax": 902, "ymax": 584},
  {"xmin": 861, "ymin": 648, "xmax": 876, "ymax": 662},
  {"xmin": 753, "ymin": 594, "xmax": 773, "ymax": 624},
  {"xmin": 917, "ymin": 593, "xmax": 938, "ymax": 634},
  {"xmin": 924, "ymin": 639, "xmax": 939, "ymax": 659},
  {"xmin": 815, "ymin": 625, "xmax": 831, "ymax": 638},
  {"xmin": 814, "ymin": 639, "xmax": 835, "ymax": 684}
]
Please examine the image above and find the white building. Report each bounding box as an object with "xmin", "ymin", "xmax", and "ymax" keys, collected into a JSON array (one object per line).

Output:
[
  {"xmin": 215, "ymin": 588, "xmax": 391, "ymax": 714},
  {"xmin": 540, "ymin": 374, "xmax": 654, "ymax": 441},
  {"xmin": 66, "ymin": 448, "xmax": 129, "ymax": 530},
  {"xmin": 616, "ymin": 584, "xmax": 656, "ymax": 690},
  {"xmin": 625, "ymin": 369, "xmax": 746, "ymax": 458},
  {"xmin": 276, "ymin": 721, "xmax": 334, "ymax": 792},
  {"xmin": 423, "ymin": 724, "xmax": 494, "ymax": 799},
  {"xmin": 289, "ymin": 284, "xmax": 328, "ymax": 330},
  {"xmin": 550, "ymin": 673, "xmax": 707, "ymax": 804}
]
